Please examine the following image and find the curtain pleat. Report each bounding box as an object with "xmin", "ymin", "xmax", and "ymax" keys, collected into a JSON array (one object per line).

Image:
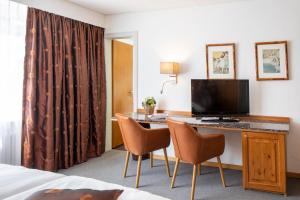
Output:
[{"xmin": 22, "ymin": 8, "xmax": 106, "ymax": 171}]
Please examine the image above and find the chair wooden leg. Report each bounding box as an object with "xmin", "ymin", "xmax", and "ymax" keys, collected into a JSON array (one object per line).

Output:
[
  {"xmin": 123, "ymin": 151, "xmax": 130, "ymax": 178},
  {"xmin": 197, "ymin": 164, "xmax": 201, "ymax": 176},
  {"xmin": 170, "ymin": 157, "xmax": 180, "ymax": 188},
  {"xmin": 217, "ymin": 156, "xmax": 226, "ymax": 188},
  {"xmin": 191, "ymin": 164, "xmax": 197, "ymax": 200},
  {"xmin": 135, "ymin": 155, "xmax": 142, "ymax": 188},
  {"xmin": 150, "ymin": 152, "xmax": 153, "ymax": 168},
  {"xmin": 163, "ymin": 148, "xmax": 171, "ymax": 177}
]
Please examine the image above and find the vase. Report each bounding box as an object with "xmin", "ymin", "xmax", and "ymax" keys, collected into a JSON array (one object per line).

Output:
[{"xmin": 144, "ymin": 105, "xmax": 155, "ymax": 115}]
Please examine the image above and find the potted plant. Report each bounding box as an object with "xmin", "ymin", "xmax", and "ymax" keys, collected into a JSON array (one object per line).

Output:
[{"xmin": 142, "ymin": 97, "xmax": 156, "ymax": 115}]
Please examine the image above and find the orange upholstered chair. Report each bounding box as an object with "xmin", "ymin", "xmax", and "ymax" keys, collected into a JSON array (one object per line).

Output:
[
  {"xmin": 116, "ymin": 113, "xmax": 171, "ymax": 188},
  {"xmin": 167, "ymin": 118, "xmax": 226, "ymax": 200}
]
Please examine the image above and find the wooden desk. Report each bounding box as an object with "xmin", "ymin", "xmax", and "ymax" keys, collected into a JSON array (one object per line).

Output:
[{"xmin": 112, "ymin": 113, "xmax": 289, "ymax": 195}]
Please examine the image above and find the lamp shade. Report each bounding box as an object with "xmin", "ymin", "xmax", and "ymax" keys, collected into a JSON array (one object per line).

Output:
[{"xmin": 160, "ymin": 62, "xmax": 180, "ymax": 74}]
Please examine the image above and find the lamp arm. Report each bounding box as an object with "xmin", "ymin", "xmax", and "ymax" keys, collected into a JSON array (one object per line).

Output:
[{"xmin": 160, "ymin": 80, "xmax": 176, "ymax": 94}]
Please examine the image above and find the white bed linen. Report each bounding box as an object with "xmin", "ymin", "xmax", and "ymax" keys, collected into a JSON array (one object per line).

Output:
[
  {"xmin": 0, "ymin": 164, "xmax": 64, "ymax": 199},
  {"xmin": 4, "ymin": 176, "xmax": 170, "ymax": 200},
  {"xmin": 1, "ymin": 164, "xmax": 170, "ymax": 200}
]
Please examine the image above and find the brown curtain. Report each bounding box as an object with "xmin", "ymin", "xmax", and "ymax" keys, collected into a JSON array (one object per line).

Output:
[{"xmin": 22, "ymin": 8, "xmax": 106, "ymax": 171}]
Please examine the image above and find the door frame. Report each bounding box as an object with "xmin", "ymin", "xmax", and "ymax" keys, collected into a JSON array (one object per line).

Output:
[{"xmin": 105, "ymin": 31, "xmax": 138, "ymax": 151}]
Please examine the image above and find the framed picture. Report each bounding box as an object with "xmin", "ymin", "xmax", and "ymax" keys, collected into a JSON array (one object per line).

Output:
[
  {"xmin": 255, "ymin": 41, "xmax": 288, "ymax": 80},
  {"xmin": 206, "ymin": 43, "xmax": 236, "ymax": 79}
]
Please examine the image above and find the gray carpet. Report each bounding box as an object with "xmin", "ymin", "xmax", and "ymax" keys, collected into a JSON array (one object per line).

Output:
[{"xmin": 59, "ymin": 150, "xmax": 300, "ymax": 200}]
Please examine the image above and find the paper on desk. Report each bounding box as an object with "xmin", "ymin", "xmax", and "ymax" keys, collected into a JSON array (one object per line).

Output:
[{"xmin": 150, "ymin": 113, "xmax": 168, "ymax": 120}]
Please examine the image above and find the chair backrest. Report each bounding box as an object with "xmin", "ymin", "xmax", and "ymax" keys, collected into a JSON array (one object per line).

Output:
[
  {"xmin": 115, "ymin": 113, "xmax": 145, "ymax": 155},
  {"xmin": 167, "ymin": 118, "xmax": 203, "ymax": 164}
]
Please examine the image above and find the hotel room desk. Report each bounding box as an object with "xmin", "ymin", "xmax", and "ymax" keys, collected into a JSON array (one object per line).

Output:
[{"xmin": 112, "ymin": 113, "xmax": 289, "ymax": 195}]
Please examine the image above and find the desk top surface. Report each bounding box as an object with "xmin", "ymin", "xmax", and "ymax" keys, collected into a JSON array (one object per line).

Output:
[{"xmin": 112, "ymin": 113, "xmax": 289, "ymax": 134}]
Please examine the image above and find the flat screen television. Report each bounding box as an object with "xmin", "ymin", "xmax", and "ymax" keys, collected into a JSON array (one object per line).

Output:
[{"xmin": 191, "ymin": 79, "xmax": 249, "ymax": 118}]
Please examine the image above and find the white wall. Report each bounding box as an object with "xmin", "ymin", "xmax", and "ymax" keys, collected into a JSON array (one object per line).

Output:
[
  {"xmin": 12, "ymin": 0, "xmax": 105, "ymax": 27},
  {"xmin": 105, "ymin": 0, "xmax": 300, "ymax": 173}
]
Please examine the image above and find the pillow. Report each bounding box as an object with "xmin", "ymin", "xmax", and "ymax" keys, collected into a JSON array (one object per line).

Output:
[{"xmin": 25, "ymin": 189, "xmax": 123, "ymax": 200}]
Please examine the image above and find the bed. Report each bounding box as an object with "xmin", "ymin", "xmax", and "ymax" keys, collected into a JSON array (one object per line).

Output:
[{"xmin": 0, "ymin": 164, "xmax": 170, "ymax": 200}]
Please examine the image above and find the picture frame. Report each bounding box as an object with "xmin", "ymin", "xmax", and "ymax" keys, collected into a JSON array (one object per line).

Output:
[
  {"xmin": 255, "ymin": 41, "xmax": 288, "ymax": 80},
  {"xmin": 206, "ymin": 43, "xmax": 236, "ymax": 79}
]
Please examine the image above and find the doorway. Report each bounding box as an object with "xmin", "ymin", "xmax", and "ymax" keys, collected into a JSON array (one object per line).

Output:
[
  {"xmin": 104, "ymin": 32, "xmax": 138, "ymax": 151},
  {"xmin": 112, "ymin": 39, "xmax": 133, "ymax": 148}
]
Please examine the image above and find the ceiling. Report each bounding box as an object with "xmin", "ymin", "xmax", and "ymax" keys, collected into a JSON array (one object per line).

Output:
[{"xmin": 67, "ymin": 0, "xmax": 250, "ymax": 15}]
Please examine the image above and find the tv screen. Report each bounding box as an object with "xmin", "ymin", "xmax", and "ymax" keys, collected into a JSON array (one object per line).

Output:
[{"xmin": 191, "ymin": 79, "xmax": 249, "ymax": 116}]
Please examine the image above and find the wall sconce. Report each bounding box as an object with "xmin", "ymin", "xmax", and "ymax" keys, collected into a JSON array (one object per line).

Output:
[{"xmin": 160, "ymin": 62, "xmax": 180, "ymax": 94}]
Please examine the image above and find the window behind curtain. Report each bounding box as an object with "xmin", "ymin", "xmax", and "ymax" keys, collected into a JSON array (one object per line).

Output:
[{"xmin": 0, "ymin": 0, "xmax": 27, "ymax": 165}]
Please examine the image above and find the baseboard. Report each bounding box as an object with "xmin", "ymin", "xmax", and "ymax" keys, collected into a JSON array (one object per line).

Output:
[
  {"xmin": 202, "ymin": 161, "xmax": 243, "ymax": 171},
  {"xmin": 153, "ymin": 154, "xmax": 300, "ymax": 179},
  {"xmin": 153, "ymin": 154, "xmax": 177, "ymax": 162},
  {"xmin": 152, "ymin": 154, "xmax": 242, "ymax": 170},
  {"xmin": 286, "ymin": 172, "xmax": 300, "ymax": 179}
]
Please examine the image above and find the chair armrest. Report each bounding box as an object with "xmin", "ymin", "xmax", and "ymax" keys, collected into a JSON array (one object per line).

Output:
[
  {"xmin": 200, "ymin": 134, "xmax": 225, "ymax": 161},
  {"xmin": 202, "ymin": 133, "xmax": 224, "ymax": 141},
  {"xmin": 202, "ymin": 134, "xmax": 225, "ymax": 147},
  {"xmin": 143, "ymin": 128, "xmax": 171, "ymax": 152},
  {"xmin": 145, "ymin": 128, "xmax": 170, "ymax": 142},
  {"xmin": 145, "ymin": 128, "xmax": 170, "ymax": 135}
]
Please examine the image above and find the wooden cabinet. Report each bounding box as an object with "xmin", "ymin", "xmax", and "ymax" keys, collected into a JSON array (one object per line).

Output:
[{"xmin": 242, "ymin": 131, "xmax": 286, "ymax": 194}]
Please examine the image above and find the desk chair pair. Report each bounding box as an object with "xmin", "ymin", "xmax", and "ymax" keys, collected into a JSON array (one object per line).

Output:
[{"xmin": 116, "ymin": 114, "xmax": 226, "ymax": 200}]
